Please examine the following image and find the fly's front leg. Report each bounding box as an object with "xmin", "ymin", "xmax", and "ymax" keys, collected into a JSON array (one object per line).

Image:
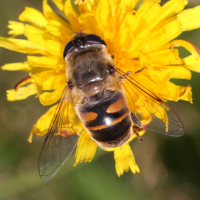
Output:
[{"xmin": 131, "ymin": 112, "xmax": 144, "ymax": 142}]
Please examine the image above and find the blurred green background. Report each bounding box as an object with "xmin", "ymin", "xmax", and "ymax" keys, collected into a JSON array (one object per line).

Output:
[{"xmin": 0, "ymin": 0, "xmax": 200, "ymax": 200}]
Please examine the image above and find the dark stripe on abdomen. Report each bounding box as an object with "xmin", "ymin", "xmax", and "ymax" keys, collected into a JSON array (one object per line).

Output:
[{"xmin": 88, "ymin": 115, "xmax": 131, "ymax": 142}]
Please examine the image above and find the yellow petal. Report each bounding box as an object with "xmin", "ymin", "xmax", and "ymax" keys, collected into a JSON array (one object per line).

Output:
[
  {"xmin": 127, "ymin": 20, "xmax": 182, "ymax": 56},
  {"xmin": 95, "ymin": 0, "xmax": 110, "ymax": 29},
  {"xmin": 77, "ymin": 0, "xmax": 94, "ymax": 14},
  {"xmin": 148, "ymin": 49, "xmax": 183, "ymax": 65},
  {"xmin": 1, "ymin": 61, "xmax": 55, "ymax": 73},
  {"xmin": 78, "ymin": 12, "xmax": 102, "ymax": 36},
  {"xmin": 118, "ymin": 0, "xmax": 141, "ymax": 11},
  {"xmin": 8, "ymin": 21, "xmax": 25, "ymax": 37},
  {"xmin": 27, "ymin": 132, "xmax": 33, "ymax": 143},
  {"xmin": 167, "ymin": 40, "xmax": 200, "ymax": 60},
  {"xmin": 46, "ymin": 40, "xmax": 65, "ymax": 58},
  {"xmin": 0, "ymin": 37, "xmax": 47, "ymax": 55},
  {"xmin": 39, "ymin": 87, "xmax": 64, "ymax": 106},
  {"xmin": 178, "ymin": 85, "xmax": 193, "ymax": 103},
  {"xmin": 74, "ymin": 130, "xmax": 97, "ymax": 166},
  {"xmin": 64, "ymin": 0, "xmax": 83, "ymax": 32},
  {"xmin": 2, "ymin": 62, "xmax": 31, "ymax": 72},
  {"xmin": 7, "ymin": 83, "xmax": 38, "ymax": 101},
  {"xmin": 165, "ymin": 66, "xmax": 191, "ymax": 80},
  {"xmin": 45, "ymin": 20, "xmax": 73, "ymax": 41},
  {"xmin": 139, "ymin": 105, "xmax": 152, "ymax": 125},
  {"xmin": 151, "ymin": 69, "xmax": 170, "ymax": 84},
  {"xmin": 1, "ymin": 60, "xmax": 56, "ymax": 73},
  {"xmin": 134, "ymin": 1, "xmax": 161, "ymax": 35},
  {"xmin": 24, "ymin": 25, "xmax": 58, "ymax": 51},
  {"xmin": 31, "ymin": 70, "xmax": 66, "ymax": 90},
  {"xmin": 43, "ymin": 0, "xmax": 70, "ymax": 28},
  {"xmin": 161, "ymin": 82, "xmax": 192, "ymax": 103},
  {"xmin": 19, "ymin": 7, "xmax": 47, "ymax": 28},
  {"xmin": 114, "ymin": 143, "xmax": 140, "ymax": 177},
  {"xmin": 24, "ymin": 25, "xmax": 46, "ymax": 48},
  {"xmin": 177, "ymin": 5, "xmax": 200, "ymax": 31},
  {"xmin": 141, "ymin": 20, "xmax": 182, "ymax": 53},
  {"xmin": 183, "ymin": 55, "xmax": 200, "ymax": 72},
  {"xmin": 160, "ymin": 0, "xmax": 187, "ymax": 21},
  {"xmin": 51, "ymin": 0, "xmax": 64, "ymax": 11},
  {"xmin": 27, "ymin": 56, "xmax": 64, "ymax": 71},
  {"xmin": 32, "ymin": 105, "xmax": 56, "ymax": 136}
]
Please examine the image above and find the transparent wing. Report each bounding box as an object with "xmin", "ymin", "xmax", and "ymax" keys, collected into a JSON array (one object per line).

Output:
[
  {"xmin": 116, "ymin": 68, "xmax": 184, "ymax": 136},
  {"xmin": 38, "ymin": 85, "xmax": 81, "ymax": 181}
]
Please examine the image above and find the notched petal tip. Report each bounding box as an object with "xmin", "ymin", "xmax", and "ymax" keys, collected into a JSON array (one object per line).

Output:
[
  {"xmin": 74, "ymin": 130, "xmax": 97, "ymax": 166},
  {"xmin": 27, "ymin": 132, "xmax": 33, "ymax": 143},
  {"xmin": 114, "ymin": 144, "xmax": 140, "ymax": 177}
]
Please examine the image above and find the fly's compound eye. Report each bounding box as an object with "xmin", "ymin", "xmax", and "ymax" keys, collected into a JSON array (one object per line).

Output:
[
  {"xmin": 73, "ymin": 37, "xmax": 87, "ymax": 48},
  {"xmin": 63, "ymin": 34, "xmax": 107, "ymax": 59},
  {"xmin": 63, "ymin": 41, "xmax": 74, "ymax": 58},
  {"xmin": 87, "ymin": 34, "xmax": 107, "ymax": 46}
]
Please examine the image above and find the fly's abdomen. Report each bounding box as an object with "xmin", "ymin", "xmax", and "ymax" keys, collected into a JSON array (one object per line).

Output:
[{"xmin": 77, "ymin": 90, "xmax": 133, "ymax": 148}]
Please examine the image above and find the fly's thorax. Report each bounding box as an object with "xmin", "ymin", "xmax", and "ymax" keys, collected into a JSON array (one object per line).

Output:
[
  {"xmin": 75, "ymin": 90, "xmax": 133, "ymax": 149},
  {"xmin": 67, "ymin": 48, "xmax": 113, "ymax": 96}
]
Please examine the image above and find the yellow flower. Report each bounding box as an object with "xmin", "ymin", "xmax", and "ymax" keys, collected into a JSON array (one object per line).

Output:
[{"xmin": 1, "ymin": 0, "xmax": 200, "ymax": 177}]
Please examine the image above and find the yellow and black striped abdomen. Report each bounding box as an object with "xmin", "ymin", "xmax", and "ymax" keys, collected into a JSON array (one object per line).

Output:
[{"xmin": 77, "ymin": 90, "xmax": 133, "ymax": 148}]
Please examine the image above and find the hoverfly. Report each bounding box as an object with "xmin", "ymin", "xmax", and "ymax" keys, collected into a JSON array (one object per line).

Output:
[{"xmin": 38, "ymin": 32, "xmax": 184, "ymax": 181}]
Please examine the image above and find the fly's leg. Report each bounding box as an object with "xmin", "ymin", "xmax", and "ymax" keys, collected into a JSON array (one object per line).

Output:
[{"xmin": 131, "ymin": 112, "xmax": 144, "ymax": 142}]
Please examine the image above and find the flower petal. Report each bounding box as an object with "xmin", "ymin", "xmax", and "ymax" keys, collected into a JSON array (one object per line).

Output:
[
  {"xmin": 160, "ymin": 0, "xmax": 187, "ymax": 21},
  {"xmin": 178, "ymin": 85, "xmax": 193, "ymax": 103},
  {"xmin": 27, "ymin": 56, "xmax": 64, "ymax": 71},
  {"xmin": 168, "ymin": 40, "xmax": 200, "ymax": 60},
  {"xmin": 46, "ymin": 40, "xmax": 65, "ymax": 58},
  {"xmin": 126, "ymin": 20, "xmax": 182, "ymax": 56},
  {"xmin": 64, "ymin": 0, "xmax": 83, "ymax": 31},
  {"xmin": 165, "ymin": 66, "xmax": 191, "ymax": 80},
  {"xmin": 27, "ymin": 132, "xmax": 33, "ymax": 143},
  {"xmin": 140, "ymin": 20, "xmax": 182, "ymax": 54},
  {"xmin": 177, "ymin": 5, "xmax": 200, "ymax": 31},
  {"xmin": 43, "ymin": 0, "xmax": 70, "ymax": 28},
  {"xmin": 148, "ymin": 49, "xmax": 183, "ymax": 65},
  {"xmin": 161, "ymin": 82, "xmax": 192, "ymax": 103},
  {"xmin": 74, "ymin": 130, "xmax": 97, "ymax": 166},
  {"xmin": 114, "ymin": 143, "xmax": 140, "ymax": 177},
  {"xmin": 39, "ymin": 87, "xmax": 64, "ymax": 106},
  {"xmin": 0, "ymin": 37, "xmax": 47, "ymax": 55},
  {"xmin": 7, "ymin": 83, "xmax": 38, "ymax": 101},
  {"xmin": 19, "ymin": 7, "xmax": 47, "ymax": 28},
  {"xmin": 8, "ymin": 21, "xmax": 25, "ymax": 37},
  {"xmin": 45, "ymin": 20, "xmax": 73, "ymax": 41},
  {"xmin": 32, "ymin": 105, "xmax": 56, "ymax": 136},
  {"xmin": 183, "ymin": 55, "xmax": 200, "ymax": 72},
  {"xmin": 31, "ymin": 70, "xmax": 66, "ymax": 90},
  {"xmin": 51, "ymin": 0, "xmax": 64, "ymax": 11},
  {"xmin": 2, "ymin": 62, "xmax": 31, "ymax": 72}
]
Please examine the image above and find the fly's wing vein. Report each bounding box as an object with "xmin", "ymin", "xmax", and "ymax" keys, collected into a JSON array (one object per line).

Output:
[
  {"xmin": 38, "ymin": 85, "xmax": 80, "ymax": 181},
  {"xmin": 116, "ymin": 68, "xmax": 184, "ymax": 136}
]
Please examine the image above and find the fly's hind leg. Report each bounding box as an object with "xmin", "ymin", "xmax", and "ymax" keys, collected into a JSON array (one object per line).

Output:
[
  {"xmin": 133, "ymin": 126, "xmax": 144, "ymax": 142},
  {"xmin": 131, "ymin": 112, "xmax": 144, "ymax": 142}
]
